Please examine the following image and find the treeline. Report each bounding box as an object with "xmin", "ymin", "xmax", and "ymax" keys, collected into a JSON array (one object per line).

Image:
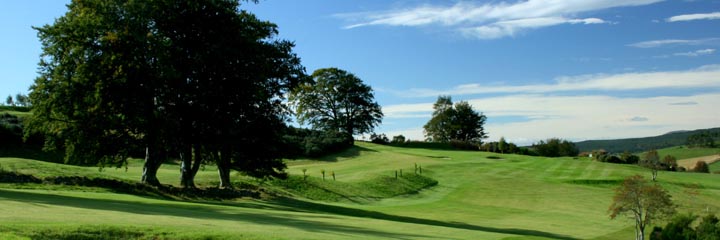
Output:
[
  {"xmin": 17, "ymin": 0, "xmax": 382, "ymax": 189},
  {"xmin": 575, "ymin": 127, "xmax": 720, "ymax": 153}
]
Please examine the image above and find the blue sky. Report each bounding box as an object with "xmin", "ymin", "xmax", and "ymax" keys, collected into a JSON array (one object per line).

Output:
[{"xmin": 2, "ymin": 1, "xmax": 719, "ymax": 145}]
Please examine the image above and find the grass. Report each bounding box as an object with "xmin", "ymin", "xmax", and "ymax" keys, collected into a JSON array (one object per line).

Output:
[
  {"xmin": 655, "ymin": 146, "xmax": 720, "ymax": 160},
  {"xmin": 2, "ymin": 142, "xmax": 720, "ymax": 239}
]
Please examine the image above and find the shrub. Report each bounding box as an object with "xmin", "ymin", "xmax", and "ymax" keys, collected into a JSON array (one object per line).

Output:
[
  {"xmin": 694, "ymin": 161, "xmax": 710, "ymax": 173},
  {"xmin": 391, "ymin": 135, "xmax": 406, "ymax": 144},
  {"xmin": 282, "ymin": 127, "xmax": 352, "ymax": 158},
  {"xmin": 370, "ymin": 133, "xmax": 389, "ymax": 145},
  {"xmin": 531, "ymin": 138, "xmax": 578, "ymax": 157},
  {"xmin": 660, "ymin": 213, "xmax": 697, "ymax": 240},
  {"xmin": 696, "ymin": 214, "xmax": 720, "ymax": 240},
  {"xmin": 449, "ymin": 140, "xmax": 478, "ymax": 150}
]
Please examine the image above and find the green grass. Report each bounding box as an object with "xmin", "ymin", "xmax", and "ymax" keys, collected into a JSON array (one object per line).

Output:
[
  {"xmin": 2, "ymin": 142, "xmax": 720, "ymax": 239},
  {"xmin": 655, "ymin": 146, "xmax": 720, "ymax": 160}
]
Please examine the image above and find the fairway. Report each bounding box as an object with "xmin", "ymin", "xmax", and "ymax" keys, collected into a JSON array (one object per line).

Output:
[{"xmin": 2, "ymin": 142, "xmax": 720, "ymax": 239}]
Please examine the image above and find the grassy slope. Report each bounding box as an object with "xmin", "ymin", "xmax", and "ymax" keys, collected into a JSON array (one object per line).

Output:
[
  {"xmin": 2, "ymin": 142, "xmax": 720, "ymax": 239},
  {"xmin": 655, "ymin": 146, "xmax": 720, "ymax": 160}
]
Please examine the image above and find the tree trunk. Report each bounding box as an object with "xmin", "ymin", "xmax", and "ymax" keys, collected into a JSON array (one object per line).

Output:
[
  {"xmin": 217, "ymin": 146, "xmax": 232, "ymax": 189},
  {"xmin": 179, "ymin": 143, "xmax": 195, "ymax": 188},
  {"xmin": 191, "ymin": 143, "xmax": 202, "ymax": 178},
  {"xmin": 142, "ymin": 146, "xmax": 163, "ymax": 186}
]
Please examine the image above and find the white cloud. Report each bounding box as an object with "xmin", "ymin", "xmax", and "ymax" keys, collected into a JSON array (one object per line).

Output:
[
  {"xmin": 396, "ymin": 64, "xmax": 720, "ymax": 97},
  {"xmin": 673, "ymin": 48, "xmax": 716, "ymax": 57},
  {"xmin": 339, "ymin": 0, "xmax": 660, "ymax": 39},
  {"xmin": 627, "ymin": 38, "xmax": 720, "ymax": 48},
  {"xmin": 460, "ymin": 17, "xmax": 606, "ymax": 39},
  {"xmin": 667, "ymin": 12, "xmax": 720, "ymax": 22},
  {"xmin": 381, "ymin": 93, "xmax": 720, "ymax": 146}
]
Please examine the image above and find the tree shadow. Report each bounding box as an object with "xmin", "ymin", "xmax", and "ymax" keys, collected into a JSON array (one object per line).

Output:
[
  {"xmin": 263, "ymin": 197, "xmax": 580, "ymax": 240},
  {"xmin": 316, "ymin": 145, "xmax": 378, "ymax": 162},
  {"xmin": 0, "ymin": 144, "xmax": 64, "ymax": 163},
  {"xmin": 0, "ymin": 189, "xmax": 431, "ymax": 239}
]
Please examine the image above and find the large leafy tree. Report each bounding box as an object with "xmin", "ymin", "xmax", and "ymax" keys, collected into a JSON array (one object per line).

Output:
[
  {"xmin": 290, "ymin": 68, "xmax": 382, "ymax": 141},
  {"xmin": 28, "ymin": 0, "xmax": 304, "ymax": 187},
  {"xmin": 609, "ymin": 175, "xmax": 676, "ymax": 240},
  {"xmin": 423, "ymin": 96, "xmax": 487, "ymax": 143}
]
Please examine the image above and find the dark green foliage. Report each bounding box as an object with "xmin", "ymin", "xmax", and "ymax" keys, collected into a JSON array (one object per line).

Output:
[
  {"xmin": 29, "ymin": 0, "xmax": 304, "ymax": 186},
  {"xmin": 652, "ymin": 214, "xmax": 720, "ymax": 240},
  {"xmin": 694, "ymin": 161, "xmax": 710, "ymax": 173},
  {"xmin": 480, "ymin": 140, "xmax": 525, "ymax": 155},
  {"xmin": 282, "ymin": 127, "xmax": 353, "ymax": 158},
  {"xmin": 592, "ymin": 151, "xmax": 640, "ymax": 164},
  {"xmin": 423, "ymin": 96, "xmax": 487, "ymax": 144},
  {"xmin": 391, "ymin": 135, "xmax": 406, "ymax": 144},
  {"xmin": 660, "ymin": 213, "xmax": 697, "ymax": 240},
  {"xmin": 449, "ymin": 139, "xmax": 479, "ymax": 150},
  {"xmin": 687, "ymin": 131, "xmax": 717, "ymax": 148},
  {"xmin": 575, "ymin": 128, "xmax": 720, "ymax": 153},
  {"xmin": 532, "ymin": 138, "xmax": 579, "ymax": 157},
  {"xmin": 696, "ymin": 214, "xmax": 720, "ymax": 240},
  {"xmin": 290, "ymin": 68, "xmax": 383, "ymax": 139},
  {"xmin": 370, "ymin": 133, "xmax": 390, "ymax": 145},
  {"xmin": 0, "ymin": 113, "xmax": 23, "ymax": 145}
]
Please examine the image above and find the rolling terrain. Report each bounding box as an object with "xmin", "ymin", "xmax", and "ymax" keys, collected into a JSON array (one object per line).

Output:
[{"xmin": 1, "ymin": 142, "xmax": 719, "ymax": 239}]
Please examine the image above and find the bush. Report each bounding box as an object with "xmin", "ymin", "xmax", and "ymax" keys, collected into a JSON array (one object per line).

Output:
[
  {"xmin": 370, "ymin": 133, "xmax": 389, "ymax": 145},
  {"xmin": 694, "ymin": 161, "xmax": 710, "ymax": 173},
  {"xmin": 532, "ymin": 138, "xmax": 579, "ymax": 157},
  {"xmin": 660, "ymin": 213, "xmax": 697, "ymax": 240},
  {"xmin": 391, "ymin": 135, "xmax": 406, "ymax": 144},
  {"xmin": 449, "ymin": 140, "xmax": 478, "ymax": 150},
  {"xmin": 696, "ymin": 214, "xmax": 720, "ymax": 240},
  {"xmin": 282, "ymin": 127, "xmax": 352, "ymax": 158}
]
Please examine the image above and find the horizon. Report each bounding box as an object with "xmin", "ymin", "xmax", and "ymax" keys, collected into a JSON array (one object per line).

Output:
[{"xmin": 2, "ymin": 0, "xmax": 719, "ymax": 146}]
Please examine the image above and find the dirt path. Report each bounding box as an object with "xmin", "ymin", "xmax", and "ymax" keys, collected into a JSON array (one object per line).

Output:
[{"xmin": 677, "ymin": 154, "xmax": 720, "ymax": 170}]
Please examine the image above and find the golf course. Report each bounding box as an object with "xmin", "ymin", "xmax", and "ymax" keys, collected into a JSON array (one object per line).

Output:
[{"xmin": 2, "ymin": 141, "xmax": 719, "ymax": 239}]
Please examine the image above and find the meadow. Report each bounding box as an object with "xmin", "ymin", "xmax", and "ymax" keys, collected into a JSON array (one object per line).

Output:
[{"xmin": 1, "ymin": 142, "xmax": 719, "ymax": 239}]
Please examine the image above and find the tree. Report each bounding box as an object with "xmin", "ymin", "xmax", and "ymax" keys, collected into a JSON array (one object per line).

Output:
[
  {"xmin": 696, "ymin": 214, "xmax": 720, "ymax": 240},
  {"xmin": 609, "ymin": 175, "xmax": 676, "ymax": 240},
  {"xmin": 641, "ymin": 150, "xmax": 662, "ymax": 181},
  {"xmin": 663, "ymin": 155, "xmax": 678, "ymax": 171},
  {"xmin": 391, "ymin": 135, "xmax": 406, "ymax": 144},
  {"xmin": 694, "ymin": 161, "xmax": 710, "ymax": 173},
  {"xmin": 5, "ymin": 95, "xmax": 13, "ymax": 106},
  {"xmin": 498, "ymin": 137, "xmax": 507, "ymax": 154},
  {"xmin": 532, "ymin": 138, "xmax": 579, "ymax": 157},
  {"xmin": 28, "ymin": 0, "xmax": 303, "ymax": 187},
  {"xmin": 423, "ymin": 96, "xmax": 487, "ymax": 143},
  {"xmin": 14, "ymin": 94, "xmax": 29, "ymax": 107},
  {"xmin": 687, "ymin": 132, "xmax": 716, "ymax": 148},
  {"xmin": 290, "ymin": 68, "xmax": 382, "ymax": 142}
]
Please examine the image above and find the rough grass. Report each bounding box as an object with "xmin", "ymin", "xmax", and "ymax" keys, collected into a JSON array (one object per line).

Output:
[
  {"xmin": 655, "ymin": 146, "xmax": 720, "ymax": 160},
  {"xmin": 2, "ymin": 142, "xmax": 720, "ymax": 239}
]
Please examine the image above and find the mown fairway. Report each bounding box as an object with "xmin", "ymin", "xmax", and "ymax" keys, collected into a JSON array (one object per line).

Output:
[{"xmin": 2, "ymin": 142, "xmax": 720, "ymax": 239}]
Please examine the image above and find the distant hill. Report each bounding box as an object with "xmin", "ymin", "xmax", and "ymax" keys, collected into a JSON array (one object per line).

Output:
[{"xmin": 575, "ymin": 127, "xmax": 720, "ymax": 153}]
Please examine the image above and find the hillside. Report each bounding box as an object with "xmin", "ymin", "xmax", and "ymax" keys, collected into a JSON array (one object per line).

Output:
[
  {"xmin": 575, "ymin": 127, "xmax": 720, "ymax": 153},
  {"xmin": 1, "ymin": 142, "xmax": 719, "ymax": 239}
]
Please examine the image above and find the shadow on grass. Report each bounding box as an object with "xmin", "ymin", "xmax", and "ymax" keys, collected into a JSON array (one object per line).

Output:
[
  {"xmin": 0, "ymin": 189, "xmax": 432, "ymax": 240},
  {"xmin": 264, "ymin": 197, "xmax": 579, "ymax": 240},
  {"xmin": 0, "ymin": 144, "xmax": 63, "ymax": 163},
  {"xmin": 316, "ymin": 145, "xmax": 378, "ymax": 162}
]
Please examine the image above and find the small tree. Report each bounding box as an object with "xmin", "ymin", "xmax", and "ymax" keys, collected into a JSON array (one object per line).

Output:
[
  {"xmin": 694, "ymin": 161, "xmax": 710, "ymax": 173},
  {"xmin": 609, "ymin": 175, "xmax": 676, "ymax": 240},
  {"xmin": 391, "ymin": 134, "xmax": 406, "ymax": 144},
  {"xmin": 642, "ymin": 150, "xmax": 662, "ymax": 181},
  {"xmin": 498, "ymin": 137, "xmax": 507, "ymax": 154},
  {"xmin": 663, "ymin": 155, "xmax": 678, "ymax": 171},
  {"xmin": 5, "ymin": 95, "xmax": 13, "ymax": 106}
]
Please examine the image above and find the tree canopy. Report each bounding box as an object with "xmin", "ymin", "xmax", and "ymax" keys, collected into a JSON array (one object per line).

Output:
[
  {"xmin": 609, "ymin": 175, "xmax": 676, "ymax": 240},
  {"xmin": 290, "ymin": 67, "xmax": 382, "ymax": 140},
  {"xmin": 28, "ymin": 0, "xmax": 304, "ymax": 187},
  {"xmin": 423, "ymin": 96, "xmax": 487, "ymax": 143}
]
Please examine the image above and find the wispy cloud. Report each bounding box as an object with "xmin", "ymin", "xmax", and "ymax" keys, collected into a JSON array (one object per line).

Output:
[
  {"xmin": 627, "ymin": 38, "xmax": 720, "ymax": 48},
  {"xmin": 667, "ymin": 12, "xmax": 720, "ymax": 22},
  {"xmin": 338, "ymin": 0, "xmax": 661, "ymax": 39},
  {"xmin": 673, "ymin": 48, "xmax": 716, "ymax": 57},
  {"xmin": 394, "ymin": 64, "xmax": 720, "ymax": 98},
  {"xmin": 381, "ymin": 93, "xmax": 720, "ymax": 145}
]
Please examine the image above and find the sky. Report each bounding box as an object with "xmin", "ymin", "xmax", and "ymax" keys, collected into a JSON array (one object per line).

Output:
[{"xmin": 2, "ymin": 1, "xmax": 719, "ymax": 145}]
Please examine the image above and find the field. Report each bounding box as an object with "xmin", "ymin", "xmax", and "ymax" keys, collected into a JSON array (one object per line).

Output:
[{"xmin": 2, "ymin": 142, "xmax": 720, "ymax": 239}]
